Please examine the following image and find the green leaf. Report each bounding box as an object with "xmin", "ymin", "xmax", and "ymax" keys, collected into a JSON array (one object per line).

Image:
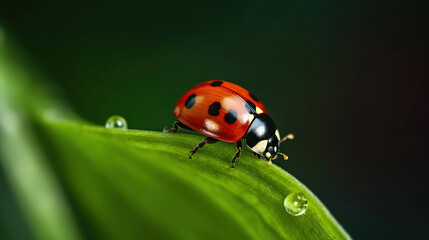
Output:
[{"xmin": 0, "ymin": 30, "xmax": 350, "ymax": 239}]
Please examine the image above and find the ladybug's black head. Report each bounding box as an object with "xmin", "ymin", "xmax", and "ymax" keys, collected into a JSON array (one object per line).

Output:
[{"xmin": 245, "ymin": 113, "xmax": 281, "ymax": 159}]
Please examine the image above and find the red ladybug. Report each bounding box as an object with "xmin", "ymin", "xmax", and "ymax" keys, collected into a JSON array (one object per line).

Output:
[{"xmin": 164, "ymin": 80, "xmax": 293, "ymax": 167}]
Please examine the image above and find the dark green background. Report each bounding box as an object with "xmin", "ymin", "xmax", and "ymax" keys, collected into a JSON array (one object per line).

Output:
[{"xmin": 1, "ymin": 1, "xmax": 427, "ymax": 239}]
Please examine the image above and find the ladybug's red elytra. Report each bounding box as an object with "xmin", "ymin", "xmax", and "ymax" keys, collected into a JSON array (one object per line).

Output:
[{"xmin": 164, "ymin": 80, "xmax": 293, "ymax": 168}]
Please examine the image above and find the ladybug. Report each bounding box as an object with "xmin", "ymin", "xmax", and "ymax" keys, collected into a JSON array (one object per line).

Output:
[{"xmin": 164, "ymin": 80, "xmax": 293, "ymax": 168}]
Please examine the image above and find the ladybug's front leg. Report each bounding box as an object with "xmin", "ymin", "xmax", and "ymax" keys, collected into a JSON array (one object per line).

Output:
[
  {"xmin": 189, "ymin": 137, "xmax": 218, "ymax": 159},
  {"xmin": 230, "ymin": 141, "xmax": 242, "ymax": 168},
  {"xmin": 253, "ymin": 152, "xmax": 263, "ymax": 159}
]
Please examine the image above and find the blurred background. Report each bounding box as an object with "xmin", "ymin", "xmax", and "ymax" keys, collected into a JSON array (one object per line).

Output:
[{"xmin": 0, "ymin": 0, "xmax": 427, "ymax": 239}]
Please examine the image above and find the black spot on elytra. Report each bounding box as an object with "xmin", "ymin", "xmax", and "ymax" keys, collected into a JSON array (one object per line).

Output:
[
  {"xmin": 249, "ymin": 92, "xmax": 260, "ymax": 102},
  {"xmin": 185, "ymin": 94, "xmax": 196, "ymax": 109},
  {"xmin": 224, "ymin": 109, "xmax": 237, "ymax": 124},
  {"xmin": 210, "ymin": 81, "xmax": 223, "ymax": 86},
  {"xmin": 245, "ymin": 100, "xmax": 256, "ymax": 113},
  {"xmin": 208, "ymin": 102, "xmax": 221, "ymax": 116}
]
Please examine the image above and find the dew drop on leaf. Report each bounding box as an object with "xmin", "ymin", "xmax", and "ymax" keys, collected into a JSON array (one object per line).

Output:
[
  {"xmin": 284, "ymin": 193, "xmax": 308, "ymax": 216},
  {"xmin": 105, "ymin": 115, "xmax": 128, "ymax": 129}
]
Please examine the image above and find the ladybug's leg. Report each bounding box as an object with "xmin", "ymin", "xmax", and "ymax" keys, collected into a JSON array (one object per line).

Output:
[
  {"xmin": 253, "ymin": 152, "xmax": 263, "ymax": 159},
  {"xmin": 230, "ymin": 140, "xmax": 243, "ymax": 168},
  {"xmin": 163, "ymin": 120, "xmax": 193, "ymax": 133},
  {"xmin": 189, "ymin": 137, "xmax": 218, "ymax": 159}
]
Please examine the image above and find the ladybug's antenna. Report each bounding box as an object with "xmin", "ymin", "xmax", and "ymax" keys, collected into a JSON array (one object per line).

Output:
[
  {"xmin": 270, "ymin": 152, "xmax": 288, "ymax": 164},
  {"xmin": 274, "ymin": 133, "xmax": 293, "ymax": 162},
  {"xmin": 277, "ymin": 152, "xmax": 289, "ymax": 160},
  {"xmin": 269, "ymin": 133, "xmax": 293, "ymax": 165},
  {"xmin": 280, "ymin": 133, "xmax": 294, "ymax": 143}
]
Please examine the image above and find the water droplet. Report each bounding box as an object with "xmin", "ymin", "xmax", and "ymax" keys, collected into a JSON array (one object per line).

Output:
[
  {"xmin": 284, "ymin": 193, "xmax": 308, "ymax": 216},
  {"xmin": 105, "ymin": 115, "xmax": 127, "ymax": 129}
]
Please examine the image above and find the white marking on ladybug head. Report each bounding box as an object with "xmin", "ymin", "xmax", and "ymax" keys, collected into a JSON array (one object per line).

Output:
[
  {"xmin": 275, "ymin": 129, "xmax": 280, "ymax": 140},
  {"xmin": 256, "ymin": 107, "xmax": 264, "ymax": 114},
  {"xmin": 248, "ymin": 114, "xmax": 255, "ymax": 123},
  {"xmin": 274, "ymin": 146, "xmax": 277, "ymax": 152},
  {"xmin": 204, "ymin": 119, "xmax": 219, "ymax": 132},
  {"xmin": 251, "ymin": 139, "xmax": 268, "ymax": 154},
  {"xmin": 265, "ymin": 152, "xmax": 272, "ymax": 158}
]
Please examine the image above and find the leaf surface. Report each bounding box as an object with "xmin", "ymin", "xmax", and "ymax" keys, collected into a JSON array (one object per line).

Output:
[{"xmin": 0, "ymin": 34, "xmax": 350, "ymax": 240}]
